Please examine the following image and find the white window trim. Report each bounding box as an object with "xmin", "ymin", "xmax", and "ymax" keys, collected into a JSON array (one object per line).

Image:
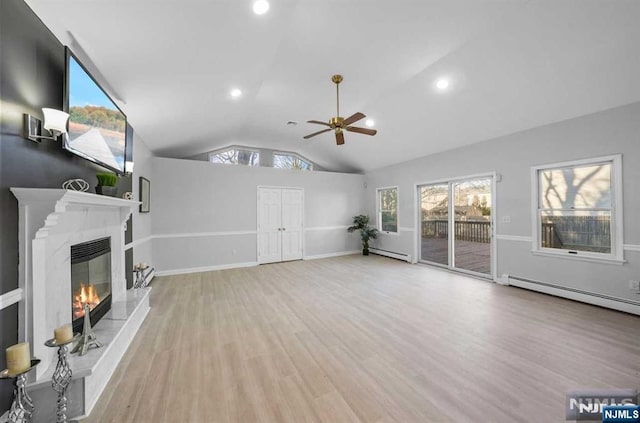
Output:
[
  {"xmin": 208, "ymin": 146, "xmax": 261, "ymax": 166},
  {"xmin": 272, "ymin": 152, "xmax": 314, "ymax": 171},
  {"xmin": 530, "ymin": 154, "xmax": 624, "ymax": 264},
  {"xmin": 377, "ymin": 186, "xmax": 399, "ymax": 235}
]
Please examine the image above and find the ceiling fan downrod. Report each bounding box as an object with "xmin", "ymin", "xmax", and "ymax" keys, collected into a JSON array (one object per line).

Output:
[{"xmin": 332, "ymin": 74, "xmax": 343, "ymax": 118}]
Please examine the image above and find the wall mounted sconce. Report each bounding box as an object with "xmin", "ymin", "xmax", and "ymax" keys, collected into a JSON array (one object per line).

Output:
[
  {"xmin": 24, "ymin": 108, "xmax": 69, "ymax": 142},
  {"xmin": 125, "ymin": 161, "xmax": 135, "ymax": 175}
]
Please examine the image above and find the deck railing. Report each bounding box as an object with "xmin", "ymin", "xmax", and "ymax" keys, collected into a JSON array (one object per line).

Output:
[
  {"xmin": 540, "ymin": 216, "xmax": 610, "ymax": 250},
  {"xmin": 421, "ymin": 220, "xmax": 491, "ymax": 243}
]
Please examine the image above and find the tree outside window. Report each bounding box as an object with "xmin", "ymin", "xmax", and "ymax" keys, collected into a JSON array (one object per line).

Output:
[{"xmin": 378, "ymin": 187, "xmax": 398, "ymax": 233}]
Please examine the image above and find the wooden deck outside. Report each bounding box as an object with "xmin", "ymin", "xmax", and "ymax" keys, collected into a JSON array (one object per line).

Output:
[{"xmin": 421, "ymin": 237, "xmax": 491, "ymax": 275}]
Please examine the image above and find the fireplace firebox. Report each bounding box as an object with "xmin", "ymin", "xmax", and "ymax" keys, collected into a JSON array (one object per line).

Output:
[{"xmin": 71, "ymin": 237, "xmax": 112, "ymax": 333}]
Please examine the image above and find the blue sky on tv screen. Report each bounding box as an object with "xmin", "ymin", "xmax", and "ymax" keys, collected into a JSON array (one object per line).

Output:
[{"xmin": 69, "ymin": 58, "xmax": 117, "ymax": 110}]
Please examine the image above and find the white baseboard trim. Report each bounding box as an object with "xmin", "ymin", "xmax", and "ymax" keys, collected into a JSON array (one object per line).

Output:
[
  {"xmin": 508, "ymin": 276, "xmax": 640, "ymax": 316},
  {"xmin": 496, "ymin": 273, "xmax": 510, "ymax": 285},
  {"xmin": 303, "ymin": 250, "xmax": 360, "ymax": 260},
  {"xmin": 155, "ymin": 261, "xmax": 258, "ymax": 277},
  {"xmin": 0, "ymin": 288, "xmax": 23, "ymax": 311},
  {"xmin": 369, "ymin": 248, "xmax": 411, "ymax": 262}
]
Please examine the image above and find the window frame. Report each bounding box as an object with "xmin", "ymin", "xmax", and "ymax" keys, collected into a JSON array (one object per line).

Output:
[
  {"xmin": 530, "ymin": 154, "xmax": 624, "ymax": 264},
  {"xmin": 272, "ymin": 152, "xmax": 313, "ymax": 171},
  {"xmin": 377, "ymin": 186, "xmax": 399, "ymax": 234},
  {"xmin": 208, "ymin": 146, "xmax": 260, "ymax": 166}
]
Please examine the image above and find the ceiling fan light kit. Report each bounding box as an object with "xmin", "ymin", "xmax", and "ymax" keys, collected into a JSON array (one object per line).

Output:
[{"xmin": 304, "ymin": 75, "xmax": 377, "ymax": 145}]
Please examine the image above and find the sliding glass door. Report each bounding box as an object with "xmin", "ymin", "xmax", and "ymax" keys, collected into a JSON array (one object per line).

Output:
[
  {"xmin": 419, "ymin": 176, "xmax": 493, "ymax": 277},
  {"xmin": 420, "ymin": 184, "xmax": 449, "ymax": 266}
]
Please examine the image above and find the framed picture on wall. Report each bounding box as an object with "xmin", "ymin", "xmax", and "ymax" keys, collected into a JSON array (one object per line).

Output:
[{"xmin": 139, "ymin": 177, "xmax": 150, "ymax": 213}]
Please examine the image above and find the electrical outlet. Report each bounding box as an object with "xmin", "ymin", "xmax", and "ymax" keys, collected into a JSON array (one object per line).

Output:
[
  {"xmin": 501, "ymin": 216, "xmax": 511, "ymax": 223},
  {"xmin": 629, "ymin": 280, "xmax": 640, "ymax": 290}
]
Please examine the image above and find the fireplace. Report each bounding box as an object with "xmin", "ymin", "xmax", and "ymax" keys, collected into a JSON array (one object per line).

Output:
[{"xmin": 71, "ymin": 237, "xmax": 112, "ymax": 333}]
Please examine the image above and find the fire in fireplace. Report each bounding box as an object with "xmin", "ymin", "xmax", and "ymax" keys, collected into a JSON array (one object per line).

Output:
[
  {"xmin": 73, "ymin": 284, "xmax": 101, "ymax": 319},
  {"xmin": 71, "ymin": 237, "xmax": 112, "ymax": 333}
]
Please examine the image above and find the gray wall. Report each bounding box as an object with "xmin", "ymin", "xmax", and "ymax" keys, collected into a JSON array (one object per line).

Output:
[
  {"xmin": 131, "ymin": 134, "xmax": 153, "ymax": 267},
  {"xmin": 150, "ymin": 157, "xmax": 365, "ymax": 273},
  {"xmin": 365, "ymin": 101, "xmax": 640, "ymax": 303},
  {"xmin": 0, "ymin": 0, "xmax": 137, "ymax": 411}
]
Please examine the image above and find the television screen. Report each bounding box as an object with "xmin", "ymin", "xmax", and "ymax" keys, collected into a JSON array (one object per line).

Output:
[{"xmin": 64, "ymin": 47, "xmax": 127, "ymax": 174}]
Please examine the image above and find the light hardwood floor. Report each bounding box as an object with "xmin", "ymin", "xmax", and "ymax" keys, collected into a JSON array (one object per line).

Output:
[{"xmin": 83, "ymin": 255, "xmax": 640, "ymax": 422}]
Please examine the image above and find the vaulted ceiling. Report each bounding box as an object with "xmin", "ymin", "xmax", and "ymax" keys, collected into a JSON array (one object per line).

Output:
[{"xmin": 25, "ymin": 0, "xmax": 640, "ymax": 173}]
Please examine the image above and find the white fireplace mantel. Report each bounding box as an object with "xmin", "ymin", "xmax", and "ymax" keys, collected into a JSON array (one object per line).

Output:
[{"xmin": 10, "ymin": 188, "xmax": 139, "ymax": 379}]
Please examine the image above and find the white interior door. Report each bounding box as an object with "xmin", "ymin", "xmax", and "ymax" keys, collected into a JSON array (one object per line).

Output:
[
  {"xmin": 281, "ymin": 188, "xmax": 303, "ymax": 261},
  {"xmin": 258, "ymin": 187, "xmax": 304, "ymax": 264},
  {"xmin": 258, "ymin": 188, "xmax": 283, "ymax": 264}
]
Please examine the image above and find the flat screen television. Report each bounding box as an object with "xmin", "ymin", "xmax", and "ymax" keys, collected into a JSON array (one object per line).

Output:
[{"xmin": 64, "ymin": 47, "xmax": 127, "ymax": 174}]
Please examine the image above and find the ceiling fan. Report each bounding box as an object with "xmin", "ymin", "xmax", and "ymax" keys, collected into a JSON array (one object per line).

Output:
[{"xmin": 304, "ymin": 75, "xmax": 377, "ymax": 145}]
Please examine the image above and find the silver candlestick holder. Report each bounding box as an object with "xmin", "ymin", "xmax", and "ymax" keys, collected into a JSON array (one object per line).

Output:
[
  {"xmin": 133, "ymin": 264, "xmax": 149, "ymax": 288},
  {"xmin": 45, "ymin": 334, "xmax": 79, "ymax": 423},
  {"xmin": 71, "ymin": 303, "xmax": 103, "ymax": 356},
  {"xmin": 0, "ymin": 359, "xmax": 40, "ymax": 423}
]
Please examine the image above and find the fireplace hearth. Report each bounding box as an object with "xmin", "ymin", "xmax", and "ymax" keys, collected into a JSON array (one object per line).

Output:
[{"xmin": 71, "ymin": 237, "xmax": 112, "ymax": 334}]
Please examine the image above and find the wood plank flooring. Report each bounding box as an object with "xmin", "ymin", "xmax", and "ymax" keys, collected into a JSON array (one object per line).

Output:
[{"xmin": 82, "ymin": 255, "xmax": 640, "ymax": 422}]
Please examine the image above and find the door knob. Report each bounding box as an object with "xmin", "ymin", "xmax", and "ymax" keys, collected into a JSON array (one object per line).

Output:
[{"xmin": 282, "ymin": 228, "xmax": 286, "ymax": 231}]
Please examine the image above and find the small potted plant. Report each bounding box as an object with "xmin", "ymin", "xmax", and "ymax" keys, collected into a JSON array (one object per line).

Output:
[
  {"xmin": 347, "ymin": 214, "xmax": 378, "ymax": 255},
  {"xmin": 95, "ymin": 172, "xmax": 118, "ymax": 197}
]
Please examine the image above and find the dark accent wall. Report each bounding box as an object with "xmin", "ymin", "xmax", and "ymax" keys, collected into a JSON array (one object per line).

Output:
[{"xmin": 0, "ymin": 0, "xmax": 133, "ymax": 411}]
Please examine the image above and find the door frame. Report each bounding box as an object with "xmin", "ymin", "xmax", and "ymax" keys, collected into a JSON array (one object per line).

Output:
[
  {"xmin": 413, "ymin": 172, "xmax": 497, "ymax": 281},
  {"xmin": 257, "ymin": 186, "xmax": 305, "ymax": 264}
]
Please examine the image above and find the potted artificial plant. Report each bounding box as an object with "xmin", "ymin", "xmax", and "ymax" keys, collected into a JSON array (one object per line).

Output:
[
  {"xmin": 347, "ymin": 215, "xmax": 378, "ymax": 255},
  {"xmin": 95, "ymin": 172, "xmax": 118, "ymax": 197}
]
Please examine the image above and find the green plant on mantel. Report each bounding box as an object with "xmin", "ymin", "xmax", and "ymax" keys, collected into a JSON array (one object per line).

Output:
[
  {"xmin": 96, "ymin": 172, "xmax": 118, "ymax": 187},
  {"xmin": 95, "ymin": 172, "xmax": 118, "ymax": 197},
  {"xmin": 347, "ymin": 214, "xmax": 378, "ymax": 255}
]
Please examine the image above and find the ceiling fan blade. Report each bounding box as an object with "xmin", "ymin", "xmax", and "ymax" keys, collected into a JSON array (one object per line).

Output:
[
  {"xmin": 335, "ymin": 131, "xmax": 345, "ymax": 145},
  {"xmin": 307, "ymin": 120, "xmax": 331, "ymax": 127},
  {"xmin": 346, "ymin": 126, "xmax": 377, "ymax": 136},
  {"xmin": 303, "ymin": 128, "xmax": 332, "ymax": 139},
  {"xmin": 342, "ymin": 112, "xmax": 366, "ymax": 126}
]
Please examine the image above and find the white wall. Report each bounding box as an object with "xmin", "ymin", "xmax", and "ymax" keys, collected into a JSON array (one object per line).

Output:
[
  {"xmin": 150, "ymin": 157, "xmax": 366, "ymax": 274},
  {"xmin": 365, "ymin": 102, "xmax": 640, "ymax": 306},
  {"xmin": 130, "ymin": 134, "xmax": 153, "ymax": 267}
]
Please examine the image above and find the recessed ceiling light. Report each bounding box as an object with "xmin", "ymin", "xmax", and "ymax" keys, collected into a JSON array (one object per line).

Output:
[
  {"xmin": 365, "ymin": 119, "xmax": 375, "ymax": 127},
  {"xmin": 253, "ymin": 0, "xmax": 269, "ymax": 15},
  {"xmin": 435, "ymin": 78, "xmax": 450, "ymax": 91},
  {"xmin": 230, "ymin": 88, "xmax": 242, "ymax": 98}
]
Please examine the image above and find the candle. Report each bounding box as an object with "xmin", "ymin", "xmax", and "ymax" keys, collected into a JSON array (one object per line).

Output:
[
  {"xmin": 54, "ymin": 324, "xmax": 73, "ymax": 344},
  {"xmin": 6, "ymin": 342, "xmax": 30, "ymax": 374}
]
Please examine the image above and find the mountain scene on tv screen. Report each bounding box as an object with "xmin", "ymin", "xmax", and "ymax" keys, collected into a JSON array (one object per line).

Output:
[{"xmin": 68, "ymin": 105, "xmax": 125, "ymax": 170}]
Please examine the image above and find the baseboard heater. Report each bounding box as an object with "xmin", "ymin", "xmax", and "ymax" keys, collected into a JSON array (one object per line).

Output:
[
  {"xmin": 369, "ymin": 248, "xmax": 411, "ymax": 263},
  {"xmin": 506, "ymin": 275, "xmax": 640, "ymax": 316}
]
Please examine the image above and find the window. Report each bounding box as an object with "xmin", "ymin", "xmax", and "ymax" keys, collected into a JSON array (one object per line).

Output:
[
  {"xmin": 273, "ymin": 153, "xmax": 313, "ymax": 171},
  {"xmin": 378, "ymin": 187, "xmax": 398, "ymax": 233},
  {"xmin": 209, "ymin": 148, "xmax": 259, "ymax": 166},
  {"xmin": 532, "ymin": 155, "xmax": 623, "ymax": 262}
]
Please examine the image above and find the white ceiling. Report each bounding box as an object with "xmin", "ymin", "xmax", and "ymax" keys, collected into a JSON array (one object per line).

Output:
[{"xmin": 25, "ymin": 0, "xmax": 640, "ymax": 173}]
